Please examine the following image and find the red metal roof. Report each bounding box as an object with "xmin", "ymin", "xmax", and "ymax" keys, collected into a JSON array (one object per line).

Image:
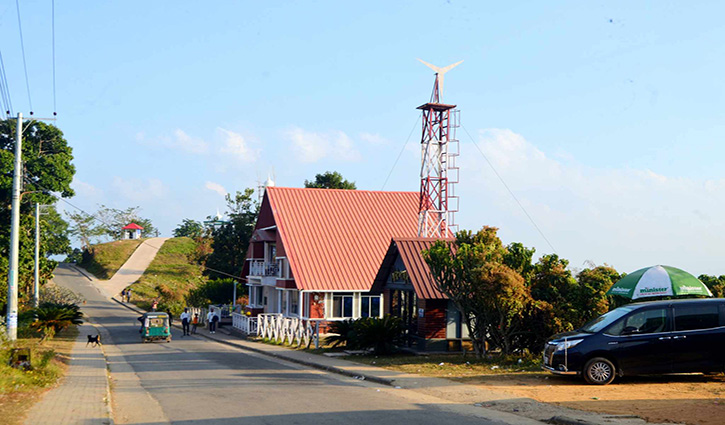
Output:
[
  {"xmin": 122, "ymin": 223, "xmax": 144, "ymax": 230},
  {"xmin": 266, "ymin": 187, "xmax": 419, "ymax": 292},
  {"xmin": 394, "ymin": 238, "xmax": 451, "ymax": 299}
]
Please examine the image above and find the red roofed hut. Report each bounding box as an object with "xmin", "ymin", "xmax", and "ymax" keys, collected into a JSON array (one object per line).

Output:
[{"xmin": 122, "ymin": 223, "xmax": 144, "ymax": 240}]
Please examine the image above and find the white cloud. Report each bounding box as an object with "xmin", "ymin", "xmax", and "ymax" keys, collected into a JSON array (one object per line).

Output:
[
  {"xmin": 287, "ymin": 127, "xmax": 361, "ymax": 163},
  {"xmin": 457, "ymin": 128, "xmax": 725, "ymax": 275},
  {"xmin": 359, "ymin": 132, "xmax": 389, "ymax": 145},
  {"xmin": 205, "ymin": 181, "xmax": 227, "ymax": 197},
  {"xmin": 217, "ymin": 128, "xmax": 260, "ymax": 162},
  {"xmin": 71, "ymin": 179, "xmax": 103, "ymax": 198},
  {"xmin": 111, "ymin": 177, "xmax": 168, "ymax": 203},
  {"xmin": 138, "ymin": 129, "xmax": 208, "ymax": 154}
]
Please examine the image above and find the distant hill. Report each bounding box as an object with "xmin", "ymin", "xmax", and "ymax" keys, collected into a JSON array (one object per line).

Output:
[
  {"xmin": 127, "ymin": 237, "xmax": 206, "ymax": 314},
  {"xmin": 78, "ymin": 239, "xmax": 144, "ymax": 279}
]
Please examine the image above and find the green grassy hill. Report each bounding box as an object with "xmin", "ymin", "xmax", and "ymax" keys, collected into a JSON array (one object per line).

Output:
[
  {"xmin": 78, "ymin": 239, "xmax": 144, "ymax": 279},
  {"xmin": 127, "ymin": 237, "xmax": 206, "ymax": 314}
]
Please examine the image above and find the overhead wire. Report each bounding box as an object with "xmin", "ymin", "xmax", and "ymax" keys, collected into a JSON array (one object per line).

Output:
[
  {"xmin": 460, "ymin": 124, "xmax": 557, "ymax": 254},
  {"xmin": 51, "ymin": 0, "xmax": 56, "ymax": 118},
  {"xmin": 0, "ymin": 51, "xmax": 13, "ymax": 118},
  {"xmin": 381, "ymin": 115, "xmax": 421, "ymax": 190},
  {"xmin": 15, "ymin": 0, "xmax": 33, "ymax": 114}
]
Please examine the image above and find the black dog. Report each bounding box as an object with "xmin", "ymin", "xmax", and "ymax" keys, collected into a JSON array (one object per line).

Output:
[{"xmin": 86, "ymin": 334, "xmax": 102, "ymax": 347}]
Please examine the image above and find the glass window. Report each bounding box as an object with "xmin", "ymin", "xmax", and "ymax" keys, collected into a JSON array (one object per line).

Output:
[
  {"xmin": 256, "ymin": 287, "xmax": 264, "ymax": 306},
  {"xmin": 581, "ymin": 305, "xmax": 636, "ymax": 333},
  {"xmin": 611, "ymin": 308, "xmax": 668, "ymax": 335},
  {"xmin": 361, "ymin": 296, "xmax": 381, "ymax": 318},
  {"xmin": 289, "ymin": 291, "xmax": 299, "ymax": 315},
  {"xmin": 332, "ymin": 294, "xmax": 353, "ymax": 318},
  {"xmin": 675, "ymin": 304, "xmax": 719, "ymax": 331}
]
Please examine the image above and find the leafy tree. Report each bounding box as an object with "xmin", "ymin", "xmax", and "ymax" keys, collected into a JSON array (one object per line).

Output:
[
  {"xmin": 529, "ymin": 254, "xmax": 580, "ymax": 335},
  {"xmin": 205, "ymin": 189, "xmax": 258, "ymax": 279},
  {"xmin": 67, "ymin": 212, "xmax": 104, "ymax": 250},
  {"xmin": 0, "ymin": 120, "xmax": 75, "ymax": 310},
  {"xmin": 698, "ymin": 274, "xmax": 725, "ymax": 298},
  {"xmin": 173, "ymin": 219, "xmax": 204, "ymax": 238},
  {"xmin": 185, "ymin": 278, "xmax": 238, "ymax": 307},
  {"xmin": 95, "ymin": 205, "xmax": 157, "ymax": 239},
  {"xmin": 304, "ymin": 171, "xmax": 356, "ymax": 189},
  {"xmin": 576, "ymin": 265, "xmax": 620, "ymax": 322}
]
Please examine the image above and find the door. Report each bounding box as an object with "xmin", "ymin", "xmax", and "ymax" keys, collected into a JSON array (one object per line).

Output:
[
  {"xmin": 670, "ymin": 303, "xmax": 723, "ymax": 372},
  {"xmin": 605, "ymin": 307, "xmax": 673, "ymax": 375}
]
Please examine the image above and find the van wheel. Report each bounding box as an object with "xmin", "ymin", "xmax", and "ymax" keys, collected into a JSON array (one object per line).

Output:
[
  {"xmin": 584, "ymin": 357, "xmax": 616, "ymax": 385},
  {"xmin": 166, "ymin": 337, "xmax": 171, "ymax": 343}
]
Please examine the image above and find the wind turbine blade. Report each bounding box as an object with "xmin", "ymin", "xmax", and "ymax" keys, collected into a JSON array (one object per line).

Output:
[
  {"xmin": 417, "ymin": 58, "xmax": 441, "ymax": 73},
  {"xmin": 439, "ymin": 60, "xmax": 463, "ymax": 75}
]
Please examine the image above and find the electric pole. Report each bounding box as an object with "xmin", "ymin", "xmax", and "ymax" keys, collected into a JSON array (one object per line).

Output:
[
  {"xmin": 33, "ymin": 202, "xmax": 40, "ymax": 308},
  {"xmin": 6, "ymin": 112, "xmax": 22, "ymax": 341}
]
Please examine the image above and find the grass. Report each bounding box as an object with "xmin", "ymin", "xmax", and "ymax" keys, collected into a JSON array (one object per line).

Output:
[
  {"xmin": 79, "ymin": 239, "xmax": 144, "ymax": 279},
  {"xmin": 0, "ymin": 326, "xmax": 79, "ymax": 425},
  {"xmin": 347, "ymin": 352, "xmax": 544, "ymax": 378},
  {"xmin": 128, "ymin": 237, "xmax": 205, "ymax": 314}
]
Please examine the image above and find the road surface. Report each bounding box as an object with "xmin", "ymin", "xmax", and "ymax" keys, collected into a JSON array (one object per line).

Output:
[{"xmin": 54, "ymin": 263, "xmax": 526, "ymax": 425}]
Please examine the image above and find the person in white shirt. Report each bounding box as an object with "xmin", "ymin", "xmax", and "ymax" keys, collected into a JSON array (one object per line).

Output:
[
  {"xmin": 207, "ymin": 309, "xmax": 219, "ymax": 333},
  {"xmin": 180, "ymin": 308, "xmax": 191, "ymax": 336}
]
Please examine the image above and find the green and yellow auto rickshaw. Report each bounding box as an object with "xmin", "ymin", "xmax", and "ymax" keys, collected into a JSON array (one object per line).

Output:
[{"xmin": 140, "ymin": 312, "xmax": 171, "ymax": 343}]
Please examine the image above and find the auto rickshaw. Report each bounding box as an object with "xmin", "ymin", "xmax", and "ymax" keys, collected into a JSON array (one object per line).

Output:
[{"xmin": 140, "ymin": 312, "xmax": 171, "ymax": 343}]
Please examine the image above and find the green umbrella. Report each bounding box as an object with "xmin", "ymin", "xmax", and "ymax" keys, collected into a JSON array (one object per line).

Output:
[{"xmin": 607, "ymin": 265, "xmax": 713, "ymax": 300}]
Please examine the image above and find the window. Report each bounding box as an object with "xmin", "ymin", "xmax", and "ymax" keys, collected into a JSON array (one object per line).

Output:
[
  {"xmin": 289, "ymin": 291, "xmax": 299, "ymax": 315},
  {"xmin": 281, "ymin": 291, "xmax": 287, "ymax": 314},
  {"xmin": 254, "ymin": 287, "xmax": 263, "ymax": 306},
  {"xmin": 361, "ymin": 295, "xmax": 381, "ymax": 318},
  {"xmin": 332, "ymin": 294, "xmax": 353, "ymax": 318},
  {"xmin": 675, "ymin": 304, "xmax": 720, "ymax": 331},
  {"xmin": 606, "ymin": 308, "xmax": 668, "ymax": 336}
]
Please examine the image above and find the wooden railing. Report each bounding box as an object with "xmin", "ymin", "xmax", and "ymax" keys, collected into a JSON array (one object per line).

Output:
[
  {"xmin": 256, "ymin": 313, "xmax": 320, "ymax": 348},
  {"xmin": 231, "ymin": 313, "xmax": 258, "ymax": 335}
]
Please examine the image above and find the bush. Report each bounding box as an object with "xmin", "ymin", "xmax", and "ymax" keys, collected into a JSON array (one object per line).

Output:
[
  {"xmin": 30, "ymin": 303, "xmax": 83, "ymax": 341},
  {"xmin": 185, "ymin": 278, "xmax": 241, "ymax": 307},
  {"xmin": 324, "ymin": 316, "xmax": 405, "ymax": 354}
]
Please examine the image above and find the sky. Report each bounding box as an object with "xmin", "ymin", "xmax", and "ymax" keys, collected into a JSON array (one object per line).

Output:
[{"xmin": 1, "ymin": 1, "xmax": 725, "ymax": 276}]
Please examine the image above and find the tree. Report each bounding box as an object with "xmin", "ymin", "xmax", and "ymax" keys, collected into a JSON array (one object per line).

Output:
[
  {"xmin": 304, "ymin": 171, "xmax": 356, "ymax": 189},
  {"xmin": 173, "ymin": 219, "xmax": 203, "ymax": 238},
  {"xmin": 205, "ymin": 189, "xmax": 258, "ymax": 279},
  {"xmin": 698, "ymin": 274, "xmax": 725, "ymax": 298},
  {"xmin": 67, "ymin": 212, "xmax": 104, "ymax": 250},
  {"xmin": 95, "ymin": 205, "xmax": 157, "ymax": 239},
  {"xmin": 0, "ymin": 120, "xmax": 75, "ymax": 310},
  {"xmin": 423, "ymin": 227, "xmax": 532, "ymax": 356}
]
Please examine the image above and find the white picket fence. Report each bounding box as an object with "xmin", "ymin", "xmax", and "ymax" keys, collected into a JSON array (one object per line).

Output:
[
  {"xmin": 255, "ymin": 313, "xmax": 320, "ymax": 348},
  {"xmin": 231, "ymin": 312, "xmax": 258, "ymax": 334}
]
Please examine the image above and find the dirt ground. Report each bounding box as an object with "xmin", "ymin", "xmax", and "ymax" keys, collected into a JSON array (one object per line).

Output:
[{"xmin": 461, "ymin": 372, "xmax": 725, "ymax": 425}]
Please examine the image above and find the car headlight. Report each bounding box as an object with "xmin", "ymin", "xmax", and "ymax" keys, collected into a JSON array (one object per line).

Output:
[{"xmin": 555, "ymin": 339, "xmax": 583, "ymax": 352}]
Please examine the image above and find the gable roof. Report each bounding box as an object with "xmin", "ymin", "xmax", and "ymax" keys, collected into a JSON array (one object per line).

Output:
[
  {"xmin": 373, "ymin": 238, "xmax": 451, "ymax": 299},
  {"xmin": 265, "ymin": 187, "xmax": 419, "ymax": 291},
  {"xmin": 122, "ymin": 223, "xmax": 144, "ymax": 230}
]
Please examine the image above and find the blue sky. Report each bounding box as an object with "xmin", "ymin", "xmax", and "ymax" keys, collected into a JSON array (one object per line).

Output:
[{"xmin": 2, "ymin": 1, "xmax": 725, "ymax": 275}]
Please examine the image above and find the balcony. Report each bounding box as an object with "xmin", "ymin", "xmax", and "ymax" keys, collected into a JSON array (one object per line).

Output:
[{"xmin": 250, "ymin": 260, "xmax": 279, "ymax": 277}]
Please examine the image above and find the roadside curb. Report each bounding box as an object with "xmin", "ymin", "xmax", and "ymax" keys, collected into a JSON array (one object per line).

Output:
[
  {"xmin": 70, "ymin": 264, "xmax": 94, "ymax": 281},
  {"xmin": 108, "ymin": 297, "xmax": 395, "ymax": 386},
  {"xmin": 86, "ymin": 320, "xmax": 115, "ymax": 425},
  {"xmin": 548, "ymin": 416, "xmax": 596, "ymax": 425}
]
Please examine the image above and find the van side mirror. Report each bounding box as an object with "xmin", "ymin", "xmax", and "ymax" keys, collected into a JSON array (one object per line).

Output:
[{"xmin": 621, "ymin": 326, "xmax": 638, "ymax": 335}]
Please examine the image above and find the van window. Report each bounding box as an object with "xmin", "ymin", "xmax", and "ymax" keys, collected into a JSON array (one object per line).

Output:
[
  {"xmin": 606, "ymin": 308, "xmax": 667, "ymax": 336},
  {"xmin": 674, "ymin": 304, "xmax": 719, "ymax": 331}
]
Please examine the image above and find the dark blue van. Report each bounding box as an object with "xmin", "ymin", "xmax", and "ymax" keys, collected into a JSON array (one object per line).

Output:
[{"xmin": 543, "ymin": 298, "xmax": 725, "ymax": 384}]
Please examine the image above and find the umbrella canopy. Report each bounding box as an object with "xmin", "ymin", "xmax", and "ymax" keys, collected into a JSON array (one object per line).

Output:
[{"xmin": 607, "ymin": 265, "xmax": 713, "ymax": 300}]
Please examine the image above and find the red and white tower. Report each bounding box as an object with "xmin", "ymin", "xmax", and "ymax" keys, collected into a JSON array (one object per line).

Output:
[{"xmin": 417, "ymin": 59, "xmax": 462, "ymax": 238}]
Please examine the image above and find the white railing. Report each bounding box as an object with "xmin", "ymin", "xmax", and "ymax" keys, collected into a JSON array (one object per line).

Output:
[
  {"xmin": 256, "ymin": 313, "xmax": 320, "ymax": 348},
  {"xmin": 249, "ymin": 260, "xmax": 279, "ymax": 277},
  {"xmin": 231, "ymin": 312, "xmax": 258, "ymax": 335}
]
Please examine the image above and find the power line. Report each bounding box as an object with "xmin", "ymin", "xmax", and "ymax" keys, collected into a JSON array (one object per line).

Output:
[
  {"xmin": 0, "ymin": 50, "xmax": 13, "ymax": 118},
  {"xmin": 51, "ymin": 0, "xmax": 57, "ymax": 118},
  {"xmin": 461, "ymin": 125, "xmax": 557, "ymax": 254},
  {"xmin": 381, "ymin": 115, "xmax": 421, "ymax": 190},
  {"xmin": 15, "ymin": 0, "xmax": 33, "ymax": 114}
]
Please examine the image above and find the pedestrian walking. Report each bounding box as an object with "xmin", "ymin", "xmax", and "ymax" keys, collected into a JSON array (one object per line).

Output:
[
  {"xmin": 207, "ymin": 309, "xmax": 218, "ymax": 334},
  {"xmin": 151, "ymin": 298, "xmax": 159, "ymax": 311},
  {"xmin": 126, "ymin": 288, "xmax": 132, "ymax": 303},
  {"xmin": 180, "ymin": 308, "xmax": 190, "ymax": 336},
  {"xmin": 121, "ymin": 289, "xmax": 127, "ymax": 303},
  {"xmin": 191, "ymin": 313, "xmax": 199, "ymax": 334}
]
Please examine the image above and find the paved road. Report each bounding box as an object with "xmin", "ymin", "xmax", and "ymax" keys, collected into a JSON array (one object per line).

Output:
[{"xmin": 55, "ymin": 264, "xmax": 522, "ymax": 425}]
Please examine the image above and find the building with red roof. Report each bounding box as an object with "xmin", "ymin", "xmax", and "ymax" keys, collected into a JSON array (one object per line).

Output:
[
  {"xmin": 244, "ymin": 187, "xmax": 467, "ymax": 350},
  {"xmin": 122, "ymin": 223, "xmax": 144, "ymax": 240}
]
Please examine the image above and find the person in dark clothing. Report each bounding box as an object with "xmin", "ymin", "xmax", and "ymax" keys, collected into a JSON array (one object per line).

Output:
[{"xmin": 180, "ymin": 308, "xmax": 190, "ymax": 336}]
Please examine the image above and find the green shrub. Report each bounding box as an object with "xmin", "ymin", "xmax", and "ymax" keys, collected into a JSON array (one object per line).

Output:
[
  {"xmin": 324, "ymin": 319, "xmax": 359, "ymax": 349},
  {"xmin": 30, "ymin": 303, "xmax": 83, "ymax": 340},
  {"xmin": 185, "ymin": 278, "xmax": 241, "ymax": 307}
]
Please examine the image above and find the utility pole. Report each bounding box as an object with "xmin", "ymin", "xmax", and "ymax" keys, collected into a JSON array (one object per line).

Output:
[
  {"xmin": 6, "ymin": 112, "xmax": 22, "ymax": 341},
  {"xmin": 33, "ymin": 203, "xmax": 40, "ymax": 308}
]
